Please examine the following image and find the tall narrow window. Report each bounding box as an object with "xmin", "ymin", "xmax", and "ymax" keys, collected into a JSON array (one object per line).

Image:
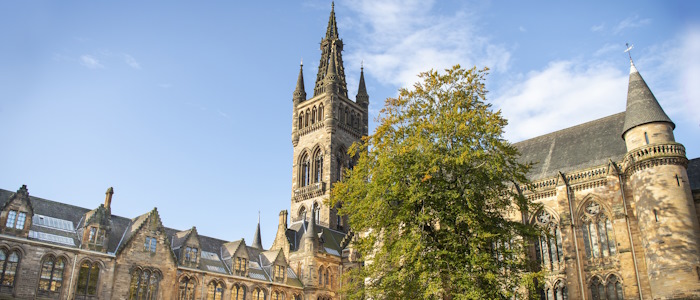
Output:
[
  {"xmin": 644, "ymin": 132, "xmax": 649, "ymax": 144},
  {"xmin": 312, "ymin": 107, "xmax": 317, "ymax": 124},
  {"xmin": 38, "ymin": 256, "xmax": 66, "ymax": 297},
  {"xmin": 233, "ymin": 284, "xmax": 246, "ymax": 300},
  {"xmin": 253, "ymin": 288, "xmax": 265, "ymax": 300},
  {"xmin": 206, "ymin": 281, "xmax": 224, "ymax": 300},
  {"xmin": 0, "ymin": 250, "xmax": 20, "ymax": 293},
  {"xmin": 314, "ymin": 204, "xmax": 320, "ymax": 225},
  {"xmin": 178, "ymin": 276, "xmax": 196, "ymax": 300},
  {"xmin": 336, "ymin": 156, "xmax": 343, "ymax": 181},
  {"xmin": 319, "ymin": 104, "xmax": 324, "ymax": 123},
  {"xmin": 535, "ymin": 210, "xmax": 563, "ymax": 271},
  {"xmin": 305, "ymin": 109, "xmax": 310, "ymax": 127},
  {"xmin": 344, "ymin": 107, "xmax": 349, "ymax": 125},
  {"xmin": 314, "ymin": 150, "xmax": 323, "ymax": 183},
  {"xmin": 300, "ymin": 154, "xmax": 310, "ymax": 187},
  {"xmin": 272, "ymin": 291, "xmax": 284, "ymax": 300},
  {"xmin": 15, "ymin": 212, "xmax": 26, "ymax": 229},
  {"xmin": 581, "ymin": 202, "xmax": 616, "ymax": 259},
  {"xmin": 5, "ymin": 211, "xmax": 16, "ymax": 228},
  {"xmin": 75, "ymin": 261, "xmax": 100, "ymax": 300},
  {"xmin": 298, "ymin": 113, "xmax": 303, "ymax": 130}
]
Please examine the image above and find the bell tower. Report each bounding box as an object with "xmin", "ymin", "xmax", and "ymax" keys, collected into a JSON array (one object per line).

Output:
[{"xmin": 290, "ymin": 3, "xmax": 368, "ymax": 232}]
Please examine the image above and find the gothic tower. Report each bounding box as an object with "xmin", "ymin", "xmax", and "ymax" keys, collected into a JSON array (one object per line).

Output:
[
  {"xmin": 290, "ymin": 3, "xmax": 369, "ymax": 232},
  {"xmin": 621, "ymin": 59, "xmax": 700, "ymax": 298}
]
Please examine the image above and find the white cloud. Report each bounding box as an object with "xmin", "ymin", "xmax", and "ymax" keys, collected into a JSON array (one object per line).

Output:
[
  {"xmin": 591, "ymin": 23, "xmax": 605, "ymax": 32},
  {"xmin": 80, "ymin": 55, "xmax": 103, "ymax": 69},
  {"xmin": 613, "ymin": 15, "xmax": 651, "ymax": 34},
  {"xmin": 519, "ymin": 26, "xmax": 527, "ymax": 33},
  {"xmin": 343, "ymin": 0, "xmax": 510, "ymax": 89},
  {"xmin": 124, "ymin": 54, "xmax": 141, "ymax": 69},
  {"xmin": 493, "ymin": 61, "xmax": 627, "ymax": 142}
]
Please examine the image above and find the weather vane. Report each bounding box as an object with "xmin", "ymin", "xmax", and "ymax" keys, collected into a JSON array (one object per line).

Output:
[{"xmin": 625, "ymin": 43, "xmax": 634, "ymax": 62}]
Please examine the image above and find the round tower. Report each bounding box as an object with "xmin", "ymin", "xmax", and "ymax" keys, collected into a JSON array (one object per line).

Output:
[{"xmin": 622, "ymin": 60, "xmax": 700, "ymax": 298}]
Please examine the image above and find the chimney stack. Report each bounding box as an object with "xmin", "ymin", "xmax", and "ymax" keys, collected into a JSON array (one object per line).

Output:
[{"xmin": 105, "ymin": 187, "xmax": 114, "ymax": 209}]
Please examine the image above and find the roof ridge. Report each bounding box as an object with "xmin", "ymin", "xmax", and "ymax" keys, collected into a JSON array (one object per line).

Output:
[{"xmin": 513, "ymin": 112, "xmax": 625, "ymax": 145}]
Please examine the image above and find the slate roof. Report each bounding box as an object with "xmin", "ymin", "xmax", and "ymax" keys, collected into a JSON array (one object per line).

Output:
[
  {"xmin": 0, "ymin": 187, "xmax": 303, "ymax": 287},
  {"xmin": 514, "ymin": 112, "xmax": 628, "ymax": 181},
  {"xmin": 688, "ymin": 158, "xmax": 700, "ymax": 192},
  {"xmin": 286, "ymin": 220, "xmax": 346, "ymax": 256}
]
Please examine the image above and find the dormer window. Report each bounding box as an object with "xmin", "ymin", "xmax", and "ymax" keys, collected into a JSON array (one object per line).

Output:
[
  {"xmin": 234, "ymin": 257, "xmax": 247, "ymax": 276},
  {"xmin": 5, "ymin": 211, "xmax": 26, "ymax": 229},
  {"xmin": 273, "ymin": 265, "xmax": 285, "ymax": 282},
  {"xmin": 86, "ymin": 227, "xmax": 106, "ymax": 250},
  {"xmin": 144, "ymin": 237, "xmax": 157, "ymax": 253},
  {"xmin": 184, "ymin": 247, "xmax": 198, "ymax": 263}
]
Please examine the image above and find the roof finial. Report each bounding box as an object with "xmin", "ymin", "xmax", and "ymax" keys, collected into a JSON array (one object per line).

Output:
[
  {"xmin": 332, "ymin": 1, "xmax": 334, "ymax": 11},
  {"xmin": 300, "ymin": 58, "xmax": 303, "ymax": 67},
  {"xmin": 625, "ymin": 43, "xmax": 637, "ymax": 74},
  {"xmin": 361, "ymin": 59, "xmax": 364, "ymax": 70}
]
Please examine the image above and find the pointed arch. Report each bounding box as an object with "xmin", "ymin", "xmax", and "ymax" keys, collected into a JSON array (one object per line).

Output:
[
  {"xmin": 299, "ymin": 151, "xmax": 311, "ymax": 187},
  {"xmin": 298, "ymin": 205, "xmax": 307, "ymax": 222},
  {"xmin": 38, "ymin": 253, "xmax": 66, "ymax": 296},
  {"xmin": 232, "ymin": 283, "xmax": 247, "ymax": 300},
  {"xmin": 178, "ymin": 274, "xmax": 197, "ymax": 300},
  {"xmin": 318, "ymin": 104, "xmax": 324, "ymax": 123},
  {"xmin": 298, "ymin": 112, "xmax": 304, "ymax": 130},
  {"xmin": 206, "ymin": 279, "xmax": 225, "ymax": 300},
  {"xmin": 532, "ymin": 207, "xmax": 564, "ymax": 272},
  {"xmin": 75, "ymin": 259, "xmax": 102, "ymax": 299},
  {"xmin": 312, "ymin": 146, "xmax": 324, "ymax": 183},
  {"xmin": 312, "ymin": 106, "xmax": 317, "ymax": 124},
  {"xmin": 578, "ymin": 197, "xmax": 617, "ymax": 259}
]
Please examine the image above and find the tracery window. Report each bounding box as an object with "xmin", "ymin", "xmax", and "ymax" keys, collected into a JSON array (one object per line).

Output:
[
  {"xmin": 253, "ymin": 287, "xmax": 266, "ymax": 300},
  {"xmin": 300, "ymin": 153, "xmax": 311, "ymax": 187},
  {"xmin": 233, "ymin": 284, "xmax": 246, "ymax": 300},
  {"xmin": 589, "ymin": 275, "xmax": 623, "ymax": 300},
  {"xmin": 206, "ymin": 280, "xmax": 224, "ymax": 300},
  {"xmin": 129, "ymin": 268, "xmax": 160, "ymax": 300},
  {"xmin": 178, "ymin": 276, "xmax": 196, "ymax": 300},
  {"xmin": 581, "ymin": 202, "xmax": 616, "ymax": 259},
  {"xmin": 534, "ymin": 210, "xmax": 564, "ymax": 271},
  {"xmin": 0, "ymin": 249, "xmax": 20, "ymax": 293},
  {"xmin": 38, "ymin": 255, "xmax": 66, "ymax": 297},
  {"xmin": 75, "ymin": 261, "xmax": 100, "ymax": 300},
  {"xmin": 313, "ymin": 149, "xmax": 323, "ymax": 183}
]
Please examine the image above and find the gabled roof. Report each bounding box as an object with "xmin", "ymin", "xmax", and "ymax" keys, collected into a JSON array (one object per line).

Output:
[{"xmin": 514, "ymin": 112, "xmax": 628, "ymax": 181}]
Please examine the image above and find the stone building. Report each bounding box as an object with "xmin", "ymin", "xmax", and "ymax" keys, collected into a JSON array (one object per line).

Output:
[{"xmin": 0, "ymin": 4, "xmax": 699, "ymax": 300}]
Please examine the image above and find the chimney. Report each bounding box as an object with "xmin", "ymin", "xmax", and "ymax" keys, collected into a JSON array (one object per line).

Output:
[
  {"xmin": 279, "ymin": 210, "xmax": 288, "ymax": 229},
  {"xmin": 105, "ymin": 187, "xmax": 114, "ymax": 209}
]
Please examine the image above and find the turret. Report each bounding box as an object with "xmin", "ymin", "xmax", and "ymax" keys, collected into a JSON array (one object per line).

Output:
[
  {"xmin": 252, "ymin": 213, "xmax": 264, "ymax": 250},
  {"xmin": 621, "ymin": 58, "xmax": 700, "ymax": 299},
  {"xmin": 292, "ymin": 62, "xmax": 305, "ymax": 146}
]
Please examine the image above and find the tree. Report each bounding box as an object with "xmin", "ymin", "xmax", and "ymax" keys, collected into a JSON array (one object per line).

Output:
[{"xmin": 331, "ymin": 65, "xmax": 541, "ymax": 299}]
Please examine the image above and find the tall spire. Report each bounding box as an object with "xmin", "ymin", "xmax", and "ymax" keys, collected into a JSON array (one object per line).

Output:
[
  {"xmin": 356, "ymin": 63, "xmax": 368, "ymax": 101},
  {"xmin": 314, "ymin": 3, "xmax": 347, "ymax": 97},
  {"xmin": 326, "ymin": 2, "xmax": 339, "ymax": 40},
  {"xmin": 293, "ymin": 61, "xmax": 306, "ymax": 101},
  {"xmin": 325, "ymin": 47, "xmax": 338, "ymax": 83},
  {"xmin": 252, "ymin": 212, "xmax": 263, "ymax": 249},
  {"xmin": 622, "ymin": 58, "xmax": 674, "ymax": 138}
]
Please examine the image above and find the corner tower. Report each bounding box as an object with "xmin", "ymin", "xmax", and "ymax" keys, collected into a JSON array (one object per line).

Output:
[
  {"xmin": 290, "ymin": 3, "xmax": 368, "ymax": 232},
  {"xmin": 621, "ymin": 59, "xmax": 700, "ymax": 298}
]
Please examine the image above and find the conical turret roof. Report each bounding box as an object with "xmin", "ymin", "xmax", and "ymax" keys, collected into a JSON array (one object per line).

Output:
[
  {"xmin": 622, "ymin": 60, "xmax": 674, "ymax": 137},
  {"xmin": 293, "ymin": 62, "xmax": 306, "ymax": 100},
  {"xmin": 357, "ymin": 64, "xmax": 368, "ymax": 97}
]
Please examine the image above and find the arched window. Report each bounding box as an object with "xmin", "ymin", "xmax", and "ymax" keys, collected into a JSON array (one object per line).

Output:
[
  {"xmin": 305, "ymin": 109, "xmax": 310, "ymax": 127},
  {"xmin": 590, "ymin": 277, "xmax": 605, "ymax": 300},
  {"xmin": 324, "ymin": 267, "xmax": 330, "ymax": 286},
  {"xmin": 350, "ymin": 113, "xmax": 354, "ymax": 128},
  {"xmin": 129, "ymin": 268, "xmax": 160, "ymax": 300},
  {"xmin": 75, "ymin": 261, "xmax": 100, "ymax": 300},
  {"xmin": 272, "ymin": 291, "xmax": 285, "ymax": 300},
  {"xmin": 605, "ymin": 275, "xmax": 624, "ymax": 300},
  {"xmin": 338, "ymin": 105, "xmax": 343, "ymax": 122},
  {"xmin": 299, "ymin": 206, "xmax": 307, "ymax": 223},
  {"xmin": 293, "ymin": 294, "xmax": 302, "ymax": 300},
  {"xmin": 206, "ymin": 280, "xmax": 224, "ymax": 300},
  {"xmin": 344, "ymin": 107, "xmax": 349, "ymax": 125},
  {"xmin": 298, "ymin": 113, "xmax": 304, "ymax": 130},
  {"xmin": 534, "ymin": 210, "xmax": 563, "ymax": 271},
  {"xmin": 38, "ymin": 255, "xmax": 66, "ymax": 297},
  {"xmin": 354, "ymin": 112, "xmax": 360, "ymax": 130},
  {"xmin": 300, "ymin": 153, "xmax": 311, "ymax": 187},
  {"xmin": 233, "ymin": 284, "xmax": 246, "ymax": 300},
  {"xmin": 314, "ymin": 204, "xmax": 320, "ymax": 225},
  {"xmin": 318, "ymin": 104, "xmax": 324, "ymax": 123},
  {"xmin": 581, "ymin": 202, "xmax": 616, "ymax": 259},
  {"xmin": 318, "ymin": 267, "xmax": 323, "ymax": 285},
  {"xmin": 313, "ymin": 149, "xmax": 323, "ymax": 183},
  {"xmin": 253, "ymin": 287, "xmax": 265, "ymax": 300},
  {"xmin": 312, "ymin": 107, "xmax": 317, "ymax": 124},
  {"xmin": 553, "ymin": 280, "xmax": 568, "ymax": 300},
  {"xmin": 0, "ymin": 249, "xmax": 20, "ymax": 293},
  {"xmin": 178, "ymin": 276, "xmax": 196, "ymax": 300}
]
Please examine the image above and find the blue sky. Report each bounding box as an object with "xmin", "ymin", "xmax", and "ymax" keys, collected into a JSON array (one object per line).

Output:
[{"xmin": 1, "ymin": 1, "xmax": 698, "ymax": 247}]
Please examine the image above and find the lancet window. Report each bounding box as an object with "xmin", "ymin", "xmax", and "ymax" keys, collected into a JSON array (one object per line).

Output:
[
  {"xmin": 233, "ymin": 284, "xmax": 246, "ymax": 300},
  {"xmin": 178, "ymin": 276, "xmax": 196, "ymax": 300},
  {"xmin": 581, "ymin": 202, "xmax": 616, "ymax": 259},
  {"xmin": 253, "ymin": 287, "xmax": 266, "ymax": 300},
  {"xmin": 300, "ymin": 153, "xmax": 311, "ymax": 187},
  {"xmin": 75, "ymin": 261, "xmax": 100, "ymax": 300},
  {"xmin": 312, "ymin": 107, "xmax": 317, "ymax": 124},
  {"xmin": 128, "ymin": 267, "xmax": 160, "ymax": 300},
  {"xmin": 534, "ymin": 210, "xmax": 564, "ymax": 271},
  {"xmin": 313, "ymin": 149, "xmax": 323, "ymax": 183},
  {"xmin": 206, "ymin": 280, "xmax": 224, "ymax": 300}
]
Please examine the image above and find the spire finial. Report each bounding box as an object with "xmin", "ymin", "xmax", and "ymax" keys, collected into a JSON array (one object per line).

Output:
[
  {"xmin": 361, "ymin": 59, "xmax": 364, "ymax": 70},
  {"xmin": 300, "ymin": 58, "xmax": 303, "ymax": 67},
  {"xmin": 625, "ymin": 43, "xmax": 637, "ymax": 74},
  {"xmin": 252, "ymin": 212, "xmax": 263, "ymax": 249}
]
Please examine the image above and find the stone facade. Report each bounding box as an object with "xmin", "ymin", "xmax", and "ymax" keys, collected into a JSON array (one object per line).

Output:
[{"xmin": 1, "ymin": 4, "xmax": 699, "ymax": 300}]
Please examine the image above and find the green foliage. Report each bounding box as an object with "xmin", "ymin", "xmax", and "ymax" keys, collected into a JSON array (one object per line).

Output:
[{"xmin": 331, "ymin": 65, "xmax": 542, "ymax": 299}]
